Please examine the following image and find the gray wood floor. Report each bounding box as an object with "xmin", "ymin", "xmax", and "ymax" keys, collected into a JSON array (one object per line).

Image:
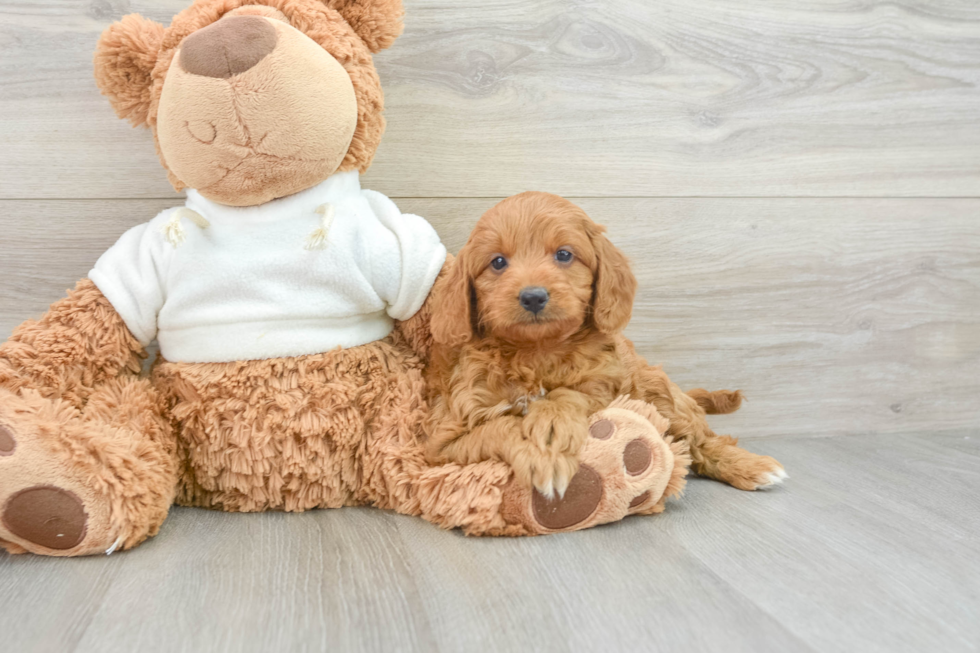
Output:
[
  {"xmin": 2, "ymin": 0, "xmax": 980, "ymax": 651},
  {"xmin": 1, "ymin": 433, "xmax": 977, "ymax": 653}
]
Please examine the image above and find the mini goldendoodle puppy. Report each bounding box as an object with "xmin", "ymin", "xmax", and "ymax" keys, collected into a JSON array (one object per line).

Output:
[{"xmin": 424, "ymin": 191, "xmax": 786, "ymax": 497}]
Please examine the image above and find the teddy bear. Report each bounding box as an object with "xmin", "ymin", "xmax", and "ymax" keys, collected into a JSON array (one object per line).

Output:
[{"xmin": 0, "ymin": 0, "xmax": 688, "ymax": 557}]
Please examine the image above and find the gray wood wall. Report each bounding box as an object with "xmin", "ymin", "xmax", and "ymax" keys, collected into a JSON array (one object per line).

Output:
[{"xmin": 1, "ymin": 0, "xmax": 978, "ymax": 439}]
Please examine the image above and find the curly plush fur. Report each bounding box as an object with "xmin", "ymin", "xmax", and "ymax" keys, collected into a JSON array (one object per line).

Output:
[{"xmin": 426, "ymin": 192, "xmax": 786, "ymax": 494}]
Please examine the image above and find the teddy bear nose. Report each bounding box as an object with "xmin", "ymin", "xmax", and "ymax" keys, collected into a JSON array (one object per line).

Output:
[
  {"xmin": 519, "ymin": 287, "xmax": 550, "ymax": 315},
  {"xmin": 179, "ymin": 15, "xmax": 278, "ymax": 79}
]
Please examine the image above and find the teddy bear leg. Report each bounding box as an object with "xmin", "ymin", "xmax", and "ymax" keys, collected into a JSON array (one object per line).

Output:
[
  {"xmin": 410, "ymin": 397, "xmax": 691, "ymax": 536},
  {"xmin": 0, "ymin": 377, "xmax": 178, "ymax": 557},
  {"xmin": 411, "ymin": 458, "xmax": 534, "ymax": 536}
]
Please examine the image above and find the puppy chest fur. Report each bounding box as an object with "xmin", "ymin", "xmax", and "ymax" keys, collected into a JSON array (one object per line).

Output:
[{"xmin": 439, "ymin": 335, "xmax": 631, "ymax": 418}]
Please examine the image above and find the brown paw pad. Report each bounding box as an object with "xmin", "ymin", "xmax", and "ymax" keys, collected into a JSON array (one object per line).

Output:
[
  {"xmin": 0, "ymin": 425, "xmax": 15, "ymax": 456},
  {"xmin": 623, "ymin": 438, "xmax": 653, "ymax": 475},
  {"xmin": 629, "ymin": 490, "xmax": 651, "ymax": 508},
  {"xmin": 532, "ymin": 464, "xmax": 602, "ymax": 530},
  {"xmin": 589, "ymin": 419, "xmax": 615, "ymax": 440},
  {"xmin": 2, "ymin": 485, "xmax": 88, "ymax": 550}
]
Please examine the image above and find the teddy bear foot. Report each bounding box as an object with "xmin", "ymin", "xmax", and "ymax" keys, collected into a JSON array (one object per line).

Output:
[
  {"xmin": 502, "ymin": 396, "xmax": 691, "ymax": 534},
  {"xmin": 0, "ymin": 382, "xmax": 178, "ymax": 558},
  {"xmin": 0, "ymin": 418, "xmax": 118, "ymax": 557},
  {"xmin": 2, "ymin": 483, "xmax": 94, "ymax": 553}
]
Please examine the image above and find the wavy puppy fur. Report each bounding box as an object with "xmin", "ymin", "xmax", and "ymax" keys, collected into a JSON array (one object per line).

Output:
[{"xmin": 426, "ymin": 192, "xmax": 786, "ymax": 494}]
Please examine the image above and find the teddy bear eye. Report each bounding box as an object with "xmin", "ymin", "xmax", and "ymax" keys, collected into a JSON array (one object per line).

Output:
[
  {"xmin": 555, "ymin": 249, "xmax": 573, "ymax": 264},
  {"xmin": 490, "ymin": 256, "xmax": 508, "ymax": 271}
]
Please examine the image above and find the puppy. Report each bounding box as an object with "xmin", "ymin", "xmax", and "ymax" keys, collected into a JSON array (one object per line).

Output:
[{"xmin": 424, "ymin": 191, "xmax": 785, "ymax": 497}]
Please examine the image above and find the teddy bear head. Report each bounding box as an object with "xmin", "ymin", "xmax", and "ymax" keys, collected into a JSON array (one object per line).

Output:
[{"xmin": 94, "ymin": 0, "xmax": 403, "ymax": 206}]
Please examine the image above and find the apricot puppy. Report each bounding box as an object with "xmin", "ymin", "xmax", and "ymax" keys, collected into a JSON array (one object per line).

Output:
[{"xmin": 425, "ymin": 192, "xmax": 786, "ymax": 497}]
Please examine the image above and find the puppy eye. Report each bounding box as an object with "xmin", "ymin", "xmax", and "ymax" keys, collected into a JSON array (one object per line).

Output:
[
  {"xmin": 490, "ymin": 256, "xmax": 508, "ymax": 271},
  {"xmin": 555, "ymin": 249, "xmax": 573, "ymax": 264}
]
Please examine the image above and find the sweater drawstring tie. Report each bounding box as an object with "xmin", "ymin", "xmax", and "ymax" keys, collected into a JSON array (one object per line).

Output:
[
  {"xmin": 304, "ymin": 203, "xmax": 335, "ymax": 251},
  {"xmin": 161, "ymin": 208, "xmax": 210, "ymax": 247}
]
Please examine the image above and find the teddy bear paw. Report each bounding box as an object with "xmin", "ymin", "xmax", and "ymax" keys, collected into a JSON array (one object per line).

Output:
[
  {"xmin": 502, "ymin": 396, "xmax": 691, "ymax": 534},
  {"xmin": 0, "ymin": 415, "xmax": 116, "ymax": 557}
]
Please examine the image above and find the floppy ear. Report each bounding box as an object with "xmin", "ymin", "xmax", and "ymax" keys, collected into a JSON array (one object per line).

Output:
[
  {"xmin": 93, "ymin": 14, "xmax": 165, "ymax": 127},
  {"xmin": 590, "ymin": 226, "xmax": 637, "ymax": 334},
  {"xmin": 430, "ymin": 248, "xmax": 476, "ymax": 347},
  {"xmin": 325, "ymin": 0, "xmax": 404, "ymax": 53}
]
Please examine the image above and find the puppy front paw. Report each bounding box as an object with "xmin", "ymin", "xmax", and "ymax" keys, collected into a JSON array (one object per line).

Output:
[
  {"xmin": 519, "ymin": 402, "xmax": 590, "ymax": 498},
  {"xmin": 522, "ymin": 399, "xmax": 590, "ymax": 457},
  {"xmin": 507, "ymin": 443, "xmax": 580, "ymax": 501}
]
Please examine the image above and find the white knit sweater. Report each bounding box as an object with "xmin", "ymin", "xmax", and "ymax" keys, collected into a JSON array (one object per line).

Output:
[{"xmin": 89, "ymin": 171, "xmax": 446, "ymax": 364}]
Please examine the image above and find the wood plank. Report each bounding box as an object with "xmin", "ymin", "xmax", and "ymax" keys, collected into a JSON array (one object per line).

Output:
[
  {"xmin": 0, "ymin": 433, "xmax": 976, "ymax": 652},
  {"xmin": 73, "ymin": 509, "xmax": 438, "ymax": 653},
  {"xmin": 670, "ymin": 434, "xmax": 980, "ymax": 653},
  {"xmin": 1, "ymin": 197, "xmax": 977, "ymax": 440},
  {"xmin": 397, "ymin": 432, "xmax": 980, "ymax": 653},
  {"xmin": 391, "ymin": 506, "xmax": 809, "ymax": 653},
  {"xmin": 2, "ymin": 1, "xmax": 980, "ymax": 199},
  {"xmin": 0, "ymin": 551, "xmax": 126, "ymax": 652}
]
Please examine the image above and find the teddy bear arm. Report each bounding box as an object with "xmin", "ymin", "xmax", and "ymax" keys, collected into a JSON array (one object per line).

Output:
[
  {"xmin": 0, "ymin": 279, "xmax": 146, "ymax": 403},
  {"xmin": 392, "ymin": 254, "xmax": 455, "ymax": 362}
]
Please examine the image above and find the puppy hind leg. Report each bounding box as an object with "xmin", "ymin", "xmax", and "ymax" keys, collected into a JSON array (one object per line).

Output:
[
  {"xmin": 660, "ymin": 386, "xmax": 785, "ymax": 491},
  {"xmin": 689, "ymin": 430, "xmax": 786, "ymax": 491}
]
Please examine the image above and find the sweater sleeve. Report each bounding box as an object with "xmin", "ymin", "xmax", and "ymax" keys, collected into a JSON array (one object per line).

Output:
[
  {"xmin": 88, "ymin": 212, "xmax": 173, "ymax": 346},
  {"xmin": 362, "ymin": 190, "xmax": 447, "ymax": 321}
]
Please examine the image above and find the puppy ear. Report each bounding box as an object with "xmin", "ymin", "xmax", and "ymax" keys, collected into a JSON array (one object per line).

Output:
[
  {"xmin": 590, "ymin": 225, "xmax": 637, "ymax": 334},
  {"xmin": 325, "ymin": 0, "xmax": 404, "ymax": 53},
  {"xmin": 94, "ymin": 14, "xmax": 165, "ymax": 127},
  {"xmin": 430, "ymin": 248, "xmax": 476, "ymax": 347}
]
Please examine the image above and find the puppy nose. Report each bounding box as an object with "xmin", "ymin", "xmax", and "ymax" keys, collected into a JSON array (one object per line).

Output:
[
  {"xmin": 519, "ymin": 287, "xmax": 550, "ymax": 315},
  {"xmin": 179, "ymin": 15, "xmax": 278, "ymax": 78}
]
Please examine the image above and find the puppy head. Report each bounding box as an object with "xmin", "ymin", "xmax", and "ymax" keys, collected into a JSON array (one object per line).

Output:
[{"xmin": 431, "ymin": 192, "xmax": 637, "ymax": 346}]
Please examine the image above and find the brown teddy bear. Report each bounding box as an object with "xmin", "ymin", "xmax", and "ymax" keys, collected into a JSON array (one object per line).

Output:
[{"xmin": 0, "ymin": 0, "xmax": 688, "ymax": 557}]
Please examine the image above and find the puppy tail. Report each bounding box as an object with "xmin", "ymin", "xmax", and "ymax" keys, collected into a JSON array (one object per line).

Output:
[{"xmin": 687, "ymin": 388, "xmax": 744, "ymax": 415}]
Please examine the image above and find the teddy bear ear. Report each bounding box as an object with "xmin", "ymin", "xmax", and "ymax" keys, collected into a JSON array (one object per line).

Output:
[
  {"xmin": 93, "ymin": 14, "xmax": 165, "ymax": 127},
  {"xmin": 325, "ymin": 0, "xmax": 404, "ymax": 53}
]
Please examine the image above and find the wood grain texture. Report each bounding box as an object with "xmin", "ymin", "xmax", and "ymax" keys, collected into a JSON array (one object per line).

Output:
[
  {"xmin": 1, "ymin": 433, "xmax": 977, "ymax": 652},
  {"xmin": 2, "ymin": 2, "xmax": 979, "ymax": 652},
  {"xmin": 2, "ymin": 197, "xmax": 977, "ymax": 440},
  {"xmin": 1, "ymin": 1, "xmax": 980, "ymax": 199}
]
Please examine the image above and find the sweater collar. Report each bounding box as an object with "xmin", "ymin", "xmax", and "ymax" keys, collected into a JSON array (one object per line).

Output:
[{"xmin": 184, "ymin": 171, "xmax": 362, "ymax": 226}]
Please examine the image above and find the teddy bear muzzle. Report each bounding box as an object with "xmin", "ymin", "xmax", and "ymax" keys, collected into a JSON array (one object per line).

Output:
[{"xmin": 156, "ymin": 15, "xmax": 360, "ymax": 207}]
